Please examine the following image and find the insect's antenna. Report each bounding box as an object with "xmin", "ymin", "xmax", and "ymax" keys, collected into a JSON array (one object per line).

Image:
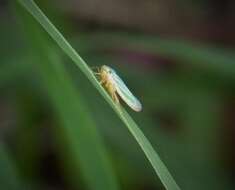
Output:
[
  {"xmin": 90, "ymin": 66, "xmax": 99, "ymax": 71},
  {"xmin": 91, "ymin": 66, "xmax": 101, "ymax": 76}
]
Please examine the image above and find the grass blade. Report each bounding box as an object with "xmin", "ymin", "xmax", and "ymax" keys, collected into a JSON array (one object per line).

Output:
[
  {"xmin": 17, "ymin": 0, "xmax": 180, "ymax": 189},
  {"xmin": 77, "ymin": 32, "xmax": 235, "ymax": 79},
  {"xmin": 14, "ymin": 3, "xmax": 120, "ymax": 190},
  {"xmin": 0, "ymin": 144, "xmax": 25, "ymax": 190}
]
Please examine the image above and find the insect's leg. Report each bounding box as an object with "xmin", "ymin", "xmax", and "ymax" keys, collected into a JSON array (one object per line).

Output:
[
  {"xmin": 91, "ymin": 66, "xmax": 101, "ymax": 76},
  {"xmin": 100, "ymin": 79, "xmax": 105, "ymax": 85},
  {"xmin": 104, "ymin": 81, "xmax": 110, "ymax": 88},
  {"xmin": 100, "ymin": 76, "xmax": 107, "ymax": 85},
  {"xmin": 94, "ymin": 72, "xmax": 101, "ymax": 76},
  {"xmin": 94, "ymin": 69, "xmax": 101, "ymax": 75},
  {"xmin": 112, "ymin": 92, "xmax": 119, "ymax": 104},
  {"xmin": 109, "ymin": 84, "xmax": 119, "ymax": 103},
  {"xmin": 105, "ymin": 82, "xmax": 119, "ymax": 103}
]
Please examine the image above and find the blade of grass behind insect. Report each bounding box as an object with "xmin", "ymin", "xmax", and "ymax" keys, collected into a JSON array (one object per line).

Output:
[
  {"xmin": 14, "ymin": 3, "xmax": 120, "ymax": 190},
  {"xmin": 75, "ymin": 32, "xmax": 235, "ymax": 79},
  {"xmin": 17, "ymin": 1, "xmax": 180, "ymax": 189},
  {"xmin": 0, "ymin": 143, "xmax": 26, "ymax": 190}
]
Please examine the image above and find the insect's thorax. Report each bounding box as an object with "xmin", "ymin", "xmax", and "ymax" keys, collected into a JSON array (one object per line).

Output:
[{"xmin": 101, "ymin": 70, "xmax": 115, "ymax": 85}]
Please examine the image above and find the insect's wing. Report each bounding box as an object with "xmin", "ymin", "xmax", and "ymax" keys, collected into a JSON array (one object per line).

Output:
[{"xmin": 111, "ymin": 71, "xmax": 142, "ymax": 112}]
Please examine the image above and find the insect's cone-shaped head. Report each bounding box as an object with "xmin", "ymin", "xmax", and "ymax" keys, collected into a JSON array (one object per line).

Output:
[
  {"xmin": 101, "ymin": 65, "xmax": 111, "ymax": 73},
  {"xmin": 100, "ymin": 65, "xmax": 112, "ymax": 81}
]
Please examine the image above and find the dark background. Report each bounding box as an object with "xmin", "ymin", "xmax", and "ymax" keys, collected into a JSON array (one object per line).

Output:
[{"xmin": 1, "ymin": 0, "xmax": 235, "ymax": 189}]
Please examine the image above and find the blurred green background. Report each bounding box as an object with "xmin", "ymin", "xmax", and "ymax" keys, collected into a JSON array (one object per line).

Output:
[{"xmin": 1, "ymin": 0, "xmax": 235, "ymax": 189}]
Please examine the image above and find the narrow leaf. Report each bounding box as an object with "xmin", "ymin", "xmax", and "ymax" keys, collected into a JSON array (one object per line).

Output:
[{"xmin": 15, "ymin": 3, "xmax": 120, "ymax": 190}]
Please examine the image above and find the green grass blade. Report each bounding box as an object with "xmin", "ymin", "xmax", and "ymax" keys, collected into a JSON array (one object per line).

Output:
[
  {"xmin": 77, "ymin": 32, "xmax": 235, "ymax": 79},
  {"xmin": 17, "ymin": 1, "xmax": 180, "ymax": 189},
  {"xmin": 0, "ymin": 144, "xmax": 25, "ymax": 190},
  {"xmin": 14, "ymin": 3, "xmax": 120, "ymax": 190},
  {"xmin": 38, "ymin": 50, "xmax": 120, "ymax": 190}
]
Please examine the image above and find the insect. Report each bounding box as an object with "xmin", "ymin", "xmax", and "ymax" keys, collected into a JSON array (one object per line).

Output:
[{"xmin": 94, "ymin": 65, "xmax": 142, "ymax": 112}]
